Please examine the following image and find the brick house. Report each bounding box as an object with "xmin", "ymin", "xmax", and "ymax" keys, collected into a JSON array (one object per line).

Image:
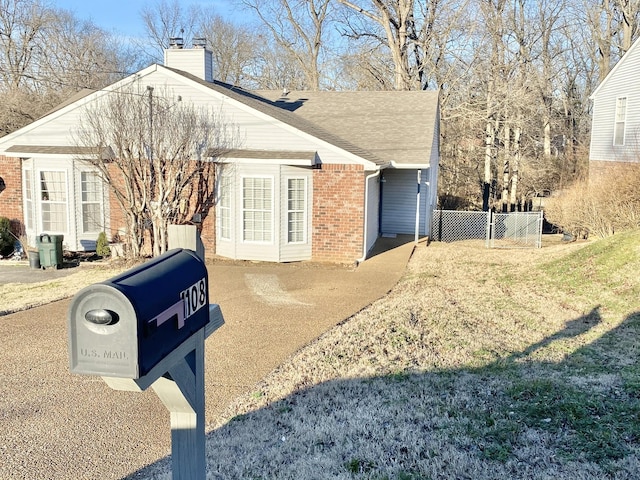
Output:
[{"xmin": 0, "ymin": 43, "xmax": 440, "ymax": 263}]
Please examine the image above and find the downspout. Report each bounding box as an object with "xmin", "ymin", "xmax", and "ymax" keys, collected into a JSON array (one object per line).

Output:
[
  {"xmin": 356, "ymin": 170, "xmax": 381, "ymax": 264},
  {"xmin": 415, "ymin": 169, "xmax": 421, "ymax": 243}
]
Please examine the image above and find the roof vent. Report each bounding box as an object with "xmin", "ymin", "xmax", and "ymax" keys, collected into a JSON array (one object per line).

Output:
[{"xmin": 169, "ymin": 37, "xmax": 184, "ymax": 49}]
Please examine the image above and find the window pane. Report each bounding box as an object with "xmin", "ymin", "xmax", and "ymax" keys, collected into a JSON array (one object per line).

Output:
[
  {"xmin": 40, "ymin": 171, "xmax": 66, "ymax": 202},
  {"xmin": 82, "ymin": 203, "xmax": 101, "ymax": 232},
  {"xmin": 42, "ymin": 204, "xmax": 67, "ymax": 232},
  {"xmin": 81, "ymin": 172, "xmax": 101, "ymax": 202},
  {"xmin": 243, "ymin": 177, "xmax": 272, "ymax": 242},
  {"xmin": 614, "ymin": 98, "xmax": 627, "ymax": 146},
  {"xmin": 80, "ymin": 171, "xmax": 102, "ymax": 233},
  {"xmin": 40, "ymin": 171, "xmax": 67, "ymax": 232},
  {"xmin": 287, "ymin": 178, "xmax": 306, "ymax": 243}
]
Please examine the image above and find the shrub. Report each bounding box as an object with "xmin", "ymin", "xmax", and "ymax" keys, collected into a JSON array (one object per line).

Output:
[
  {"xmin": 96, "ymin": 231, "xmax": 111, "ymax": 257},
  {"xmin": 545, "ymin": 162, "xmax": 640, "ymax": 238},
  {"xmin": 0, "ymin": 217, "xmax": 14, "ymax": 256}
]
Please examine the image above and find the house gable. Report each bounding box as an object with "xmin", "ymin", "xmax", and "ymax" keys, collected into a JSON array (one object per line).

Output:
[{"xmin": 590, "ymin": 37, "xmax": 640, "ymax": 163}]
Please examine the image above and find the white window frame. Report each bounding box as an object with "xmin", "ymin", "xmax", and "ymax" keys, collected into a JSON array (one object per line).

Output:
[
  {"xmin": 80, "ymin": 170, "xmax": 103, "ymax": 234},
  {"xmin": 286, "ymin": 177, "xmax": 307, "ymax": 244},
  {"xmin": 241, "ymin": 175, "xmax": 274, "ymax": 244},
  {"xmin": 38, "ymin": 169, "xmax": 69, "ymax": 234},
  {"xmin": 614, "ymin": 96, "xmax": 627, "ymax": 146}
]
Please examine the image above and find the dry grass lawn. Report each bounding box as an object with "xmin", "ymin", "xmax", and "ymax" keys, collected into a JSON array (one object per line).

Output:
[
  {"xmin": 3, "ymin": 234, "xmax": 639, "ymax": 479},
  {"xmin": 188, "ymin": 232, "xmax": 639, "ymax": 480},
  {"xmin": 0, "ymin": 263, "xmax": 131, "ymax": 316}
]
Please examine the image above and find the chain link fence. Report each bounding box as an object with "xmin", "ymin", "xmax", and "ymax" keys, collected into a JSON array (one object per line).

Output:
[
  {"xmin": 430, "ymin": 210, "xmax": 542, "ymax": 248},
  {"xmin": 431, "ymin": 210, "xmax": 489, "ymax": 243},
  {"xmin": 488, "ymin": 211, "xmax": 543, "ymax": 248}
]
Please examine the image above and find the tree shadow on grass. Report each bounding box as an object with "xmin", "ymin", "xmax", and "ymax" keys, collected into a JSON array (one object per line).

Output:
[{"xmin": 126, "ymin": 310, "xmax": 640, "ymax": 479}]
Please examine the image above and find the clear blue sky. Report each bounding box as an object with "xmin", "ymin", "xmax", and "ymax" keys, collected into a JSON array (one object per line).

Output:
[{"xmin": 52, "ymin": 1, "xmax": 241, "ymax": 38}]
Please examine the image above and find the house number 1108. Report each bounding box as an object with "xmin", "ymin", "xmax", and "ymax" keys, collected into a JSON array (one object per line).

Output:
[{"xmin": 180, "ymin": 278, "xmax": 207, "ymax": 321}]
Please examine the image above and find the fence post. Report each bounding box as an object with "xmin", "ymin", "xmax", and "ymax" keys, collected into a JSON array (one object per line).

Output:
[{"xmin": 485, "ymin": 210, "xmax": 493, "ymax": 248}]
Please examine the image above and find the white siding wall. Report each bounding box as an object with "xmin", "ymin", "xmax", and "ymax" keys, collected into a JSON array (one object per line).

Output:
[
  {"xmin": 590, "ymin": 45, "xmax": 640, "ymax": 162},
  {"xmin": 381, "ymin": 168, "xmax": 431, "ymax": 235}
]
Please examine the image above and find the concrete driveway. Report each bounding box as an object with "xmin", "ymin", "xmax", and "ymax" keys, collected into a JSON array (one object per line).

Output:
[{"xmin": 0, "ymin": 237, "xmax": 416, "ymax": 479}]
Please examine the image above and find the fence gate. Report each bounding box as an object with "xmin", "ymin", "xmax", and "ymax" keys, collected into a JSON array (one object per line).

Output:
[{"xmin": 431, "ymin": 210, "xmax": 543, "ymax": 248}]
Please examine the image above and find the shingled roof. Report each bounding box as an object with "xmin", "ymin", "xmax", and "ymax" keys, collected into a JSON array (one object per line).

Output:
[
  {"xmin": 12, "ymin": 64, "xmax": 439, "ymax": 168},
  {"xmin": 164, "ymin": 67, "xmax": 388, "ymax": 167},
  {"xmin": 255, "ymin": 90, "xmax": 440, "ymax": 166}
]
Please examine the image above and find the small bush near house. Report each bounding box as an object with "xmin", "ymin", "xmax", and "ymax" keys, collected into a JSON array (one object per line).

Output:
[
  {"xmin": 544, "ymin": 162, "xmax": 640, "ymax": 238},
  {"xmin": 0, "ymin": 217, "xmax": 14, "ymax": 257},
  {"xmin": 96, "ymin": 232, "xmax": 111, "ymax": 257}
]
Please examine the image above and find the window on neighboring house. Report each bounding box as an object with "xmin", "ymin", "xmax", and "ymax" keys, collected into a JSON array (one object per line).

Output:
[
  {"xmin": 40, "ymin": 171, "xmax": 67, "ymax": 232},
  {"xmin": 81, "ymin": 171, "xmax": 102, "ymax": 233},
  {"xmin": 242, "ymin": 177, "xmax": 273, "ymax": 242},
  {"xmin": 614, "ymin": 97, "xmax": 627, "ymax": 146},
  {"xmin": 218, "ymin": 172, "xmax": 231, "ymax": 240},
  {"xmin": 24, "ymin": 170, "xmax": 33, "ymax": 230},
  {"xmin": 287, "ymin": 178, "xmax": 306, "ymax": 243}
]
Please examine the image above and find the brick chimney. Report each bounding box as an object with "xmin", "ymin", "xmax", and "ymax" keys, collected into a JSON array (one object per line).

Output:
[{"xmin": 164, "ymin": 37, "xmax": 213, "ymax": 83}]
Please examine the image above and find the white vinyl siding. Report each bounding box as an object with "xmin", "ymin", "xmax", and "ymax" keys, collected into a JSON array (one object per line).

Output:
[
  {"xmin": 287, "ymin": 178, "xmax": 306, "ymax": 243},
  {"xmin": 589, "ymin": 41, "xmax": 640, "ymax": 162},
  {"xmin": 242, "ymin": 177, "xmax": 273, "ymax": 243},
  {"xmin": 614, "ymin": 97, "xmax": 627, "ymax": 146},
  {"xmin": 380, "ymin": 169, "xmax": 429, "ymax": 236},
  {"xmin": 40, "ymin": 170, "xmax": 67, "ymax": 232},
  {"xmin": 80, "ymin": 171, "xmax": 102, "ymax": 233}
]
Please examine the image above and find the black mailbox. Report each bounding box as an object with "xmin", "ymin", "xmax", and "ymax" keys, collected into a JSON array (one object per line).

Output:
[{"xmin": 68, "ymin": 248, "xmax": 209, "ymax": 378}]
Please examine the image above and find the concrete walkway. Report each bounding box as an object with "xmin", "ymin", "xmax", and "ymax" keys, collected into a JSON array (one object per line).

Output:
[{"xmin": 0, "ymin": 236, "xmax": 417, "ymax": 480}]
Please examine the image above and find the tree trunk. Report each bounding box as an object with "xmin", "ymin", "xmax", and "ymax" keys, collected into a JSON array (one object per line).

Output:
[
  {"xmin": 509, "ymin": 124, "xmax": 521, "ymax": 211},
  {"xmin": 503, "ymin": 123, "xmax": 510, "ymax": 212}
]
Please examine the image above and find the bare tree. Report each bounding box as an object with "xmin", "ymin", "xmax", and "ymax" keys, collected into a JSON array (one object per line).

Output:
[
  {"xmin": 338, "ymin": 0, "xmax": 417, "ymax": 90},
  {"xmin": 234, "ymin": 0, "xmax": 333, "ymax": 90},
  {"xmin": 76, "ymin": 84, "xmax": 236, "ymax": 257},
  {"xmin": 140, "ymin": 0, "xmax": 202, "ymax": 62},
  {"xmin": 197, "ymin": 12, "xmax": 257, "ymax": 86},
  {"xmin": 0, "ymin": 0, "xmax": 134, "ymax": 136}
]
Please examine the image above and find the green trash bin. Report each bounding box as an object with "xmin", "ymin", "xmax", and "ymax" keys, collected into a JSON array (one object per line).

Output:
[{"xmin": 37, "ymin": 234, "xmax": 64, "ymax": 269}]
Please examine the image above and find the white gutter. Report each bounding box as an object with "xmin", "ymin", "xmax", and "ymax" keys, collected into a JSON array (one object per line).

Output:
[
  {"xmin": 390, "ymin": 160, "xmax": 430, "ymax": 169},
  {"xmin": 356, "ymin": 170, "xmax": 381, "ymax": 264}
]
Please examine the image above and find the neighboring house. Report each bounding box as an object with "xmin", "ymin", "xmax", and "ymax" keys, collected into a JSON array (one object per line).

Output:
[
  {"xmin": 589, "ymin": 36, "xmax": 640, "ymax": 177},
  {"xmin": 0, "ymin": 43, "xmax": 440, "ymax": 264}
]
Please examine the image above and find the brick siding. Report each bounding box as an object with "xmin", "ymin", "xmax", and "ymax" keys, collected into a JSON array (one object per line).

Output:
[
  {"xmin": 312, "ymin": 164, "xmax": 365, "ymax": 263},
  {"xmin": 0, "ymin": 156, "xmax": 24, "ymax": 235}
]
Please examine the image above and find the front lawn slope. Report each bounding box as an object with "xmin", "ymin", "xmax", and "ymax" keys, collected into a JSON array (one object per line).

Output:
[{"xmin": 147, "ymin": 233, "xmax": 640, "ymax": 479}]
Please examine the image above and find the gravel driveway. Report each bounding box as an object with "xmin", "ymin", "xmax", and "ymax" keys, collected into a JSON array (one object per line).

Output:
[{"xmin": 0, "ymin": 238, "xmax": 415, "ymax": 479}]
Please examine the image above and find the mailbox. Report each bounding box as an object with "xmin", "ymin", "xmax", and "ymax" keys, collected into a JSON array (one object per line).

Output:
[{"xmin": 68, "ymin": 248, "xmax": 210, "ymax": 379}]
